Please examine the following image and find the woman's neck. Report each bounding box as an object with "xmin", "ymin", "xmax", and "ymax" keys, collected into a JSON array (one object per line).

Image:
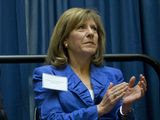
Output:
[
  {"xmin": 70, "ymin": 57, "xmax": 92, "ymax": 90},
  {"xmin": 70, "ymin": 60, "xmax": 90, "ymax": 75},
  {"xmin": 69, "ymin": 54, "xmax": 91, "ymax": 76},
  {"xmin": 69, "ymin": 54, "xmax": 93, "ymax": 89}
]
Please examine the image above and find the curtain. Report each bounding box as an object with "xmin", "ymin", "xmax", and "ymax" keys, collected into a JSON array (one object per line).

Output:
[
  {"xmin": 0, "ymin": 0, "xmax": 159, "ymax": 120},
  {"xmin": 0, "ymin": 0, "xmax": 31, "ymax": 120}
]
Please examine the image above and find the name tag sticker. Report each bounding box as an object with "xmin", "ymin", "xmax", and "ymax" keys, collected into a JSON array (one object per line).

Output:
[{"xmin": 42, "ymin": 73, "xmax": 68, "ymax": 91}]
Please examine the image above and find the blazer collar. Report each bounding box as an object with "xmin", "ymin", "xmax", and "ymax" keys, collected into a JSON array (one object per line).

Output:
[{"xmin": 51, "ymin": 64, "xmax": 108, "ymax": 106}]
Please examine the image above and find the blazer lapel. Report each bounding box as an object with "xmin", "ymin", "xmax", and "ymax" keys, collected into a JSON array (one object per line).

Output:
[
  {"xmin": 65, "ymin": 65, "xmax": 94, "ymax": 106},
  {"xmin": 90, "ymin": 65, "xmax": 110, "ymax": 103}
]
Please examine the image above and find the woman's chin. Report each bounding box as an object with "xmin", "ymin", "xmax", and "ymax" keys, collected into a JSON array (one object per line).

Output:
[{"xmin": 81, "ymin": 50, "xmax": 96, "ymax": 56}]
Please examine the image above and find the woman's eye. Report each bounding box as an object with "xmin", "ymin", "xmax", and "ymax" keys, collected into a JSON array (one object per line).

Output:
[
  {"xmin": 78, "ymin": 25, "xmax": 85, "ymax": 29},
  {"xmin": 92, "ymin": 26, "xmax": 97, "ymax": 31}
]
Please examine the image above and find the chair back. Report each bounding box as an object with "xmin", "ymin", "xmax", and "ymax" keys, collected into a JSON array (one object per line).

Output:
[
  {"xmin": 34, "ymin": 107, "xmax": 40, "ymax": 120},
  {"xmin": 0, "ymin": 94, "xmax": 7, "ymax": 120}
]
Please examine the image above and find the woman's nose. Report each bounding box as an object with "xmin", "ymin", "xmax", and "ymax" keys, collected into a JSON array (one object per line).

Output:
[
  {"xmin": 86, "ymin": 27, "xmax": 94, "ymax": 38},
  {"xmin": 87, "ymin": 27, "xmax": 94, "ymax": 33}
]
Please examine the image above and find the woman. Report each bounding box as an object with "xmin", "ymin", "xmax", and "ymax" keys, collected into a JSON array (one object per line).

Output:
[{"xmin": 33, "ymin": 8, "xmax": 147, "ymax": 120}]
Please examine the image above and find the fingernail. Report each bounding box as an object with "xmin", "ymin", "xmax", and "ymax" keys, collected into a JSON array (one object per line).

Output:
[{"xmin": 131, "ymin": 76, "xmax": 136, "ymax": 79}]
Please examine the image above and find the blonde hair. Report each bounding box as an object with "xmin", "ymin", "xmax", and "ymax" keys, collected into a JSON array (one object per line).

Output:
[{"xmin": 46, "ymin": 8, "xmax": 106, "ymax": 67}]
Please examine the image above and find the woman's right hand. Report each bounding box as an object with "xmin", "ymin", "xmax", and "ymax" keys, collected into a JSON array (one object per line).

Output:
[{"xmin": 97, "ymin": 82, "xmax": 128, "ymax": 117}]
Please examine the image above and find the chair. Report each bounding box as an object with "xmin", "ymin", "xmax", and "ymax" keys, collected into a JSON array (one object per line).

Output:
[
  {"xmin": 34, "ymin": 107, "xmax": 40, "ymax": 120},
  {"xmin": 0, "ymin": 94, "xmax": 7, "ymax": 120},
  {"xmin": 0, "ymin": 109, "xmax": 8, "ymax": 120}
]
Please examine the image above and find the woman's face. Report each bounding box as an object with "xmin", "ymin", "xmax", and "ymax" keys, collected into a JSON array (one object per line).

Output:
[{"xmin": 65, "ymin": 19, "xmax": 98, "ymax": 58}]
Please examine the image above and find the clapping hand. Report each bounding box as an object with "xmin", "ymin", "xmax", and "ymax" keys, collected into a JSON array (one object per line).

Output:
[
  {"xmin": 122, "ymin": 74, "xmax": 147, "ymax": 113},
  {"xmin": 97, "ymin": 82, "xmax": 128, "ymax": 116},
  {"xmin": 97, "ymin": 74, "xmax": 147, "ymax": 116}
]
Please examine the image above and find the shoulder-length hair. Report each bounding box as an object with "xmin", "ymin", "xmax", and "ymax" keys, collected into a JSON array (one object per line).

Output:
[{"xmin": 45, "ymin": 8, "xmax": 106, "ymax": 67}]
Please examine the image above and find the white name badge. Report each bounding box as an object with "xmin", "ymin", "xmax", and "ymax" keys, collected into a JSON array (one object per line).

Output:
[{"xmin": 42, "ymin": 73, "xmax": 68, "ymax": 91}]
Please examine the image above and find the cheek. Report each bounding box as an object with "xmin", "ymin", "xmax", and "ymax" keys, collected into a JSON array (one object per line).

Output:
[
  {"xmin": 95, "ymin": 36, "xmax": 99, "ymax": 46},
  {"xmin": 69, "ymin": 32, "xmax": 84, "ymax": 41},
  {"xmin": 67, "ymin": 34, "xmax": 82, "ymax": 48}
]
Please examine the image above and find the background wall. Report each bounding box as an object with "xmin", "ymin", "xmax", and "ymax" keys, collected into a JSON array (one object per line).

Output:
[{"xmin": 0, "ymin": 0, "xmax": 159, "ymax": 120}]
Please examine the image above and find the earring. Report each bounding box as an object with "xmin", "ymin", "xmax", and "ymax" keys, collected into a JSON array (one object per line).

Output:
[{"xmin": 65, "ymin": 43, "xmax": 68, "ymax": 48}]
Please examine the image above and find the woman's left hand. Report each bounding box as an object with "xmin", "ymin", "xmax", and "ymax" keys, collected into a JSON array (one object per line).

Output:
[{"xmin": 122, "ymin": 74, "xmax": 147, "ymax": 113}]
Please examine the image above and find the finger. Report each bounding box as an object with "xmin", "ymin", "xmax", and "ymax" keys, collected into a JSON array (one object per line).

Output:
[
  {"xmin": 140, "ymin": 87, "xmax": 145, "ymax": 97},
  {"xmin": 108, "ymin": 82, "xmax": 114, "ymax": 89},
  {"xmin": 140, "ymin": 74, "xmax": 144, "ymax": 82},
  {"xmin": 105, "ymin": 83, "xmax": 114, "ymax": 97},
  {"xmin": 139, "ymin": 74, "xmax": 147, "ymax": 91},
  {"xmin": 108, "ymin": 92, "xmax": 124, "ymax": 106},
  {"xmin": 140, "ymin": 74, "xmax": 147, "ymax": 87},
  {"xmin": 113, "ymin": 86, "xmax": 128, "ymax": 97},
  {"xmin": 106, "ymin": 82, "xmax": 128, "ymax": 100},
  {"xmin": 139, "ymin": 80, "xmax": 147, "ymax": 92},
  {"xmin": 112, "ymin": 91, "xmax": 125, "ymax": 103},
  {"xmin": 129, "ymin": 76, "xmax": 136, "ymax": 88},
  {"xmin": 111, "ymin": 82, "xmax": 128, "ymax": 91},
  {"xmin": 138, "ymin": 75, "xmax": 147, "ymax": 96},
  {"xmin": 110, "ymin": 85, "xmax": 128, "ymax": 100},
  {"xmin": 111, "ymin": 83, "xmax": 128, "ymax": 94}
]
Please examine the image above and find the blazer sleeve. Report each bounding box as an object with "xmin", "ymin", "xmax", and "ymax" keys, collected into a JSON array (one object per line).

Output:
[{"xmin": 33, "ymin": 67, "xmax": 99, "ymax": 120}]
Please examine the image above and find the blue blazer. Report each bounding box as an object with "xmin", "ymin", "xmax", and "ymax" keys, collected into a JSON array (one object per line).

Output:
[{"xmin": 33, "ymin": 64, "xmax": 125, "ymax": 120}]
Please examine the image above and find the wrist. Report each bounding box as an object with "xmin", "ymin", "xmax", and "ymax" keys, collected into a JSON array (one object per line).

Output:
[
  {"xmin": 122, "ymin": 103, "xmax": 132, "ymax": 115},
  {"xmin": 97, "ymin": 105, "xmax": 104, "ymax": 117}
]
